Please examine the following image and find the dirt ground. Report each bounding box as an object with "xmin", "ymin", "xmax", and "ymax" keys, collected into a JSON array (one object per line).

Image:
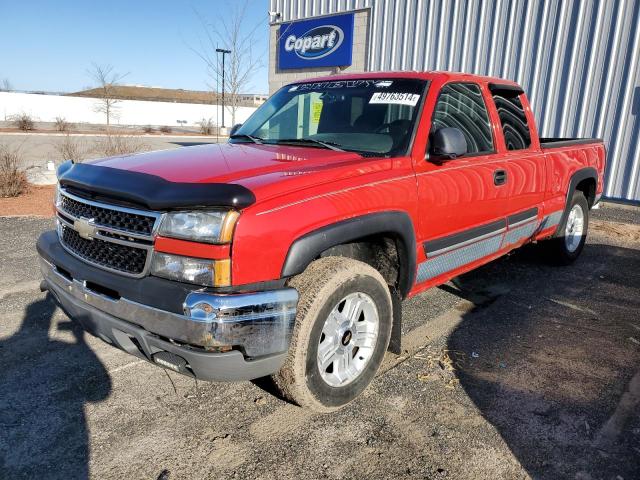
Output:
[
  {"xmin": 0, "ymin": 185, "xmax": 55, "ymax": 217},
  {"xmin": 0, "ymin": 207, "xmax": 638, "ymax": 480}
]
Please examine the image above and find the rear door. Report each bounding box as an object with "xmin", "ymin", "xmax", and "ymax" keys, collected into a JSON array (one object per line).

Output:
[
  {"xmin": 488, "ymin": 85, "xmax": 546, "ymax": 247},
  {"xmin": 413, "ymin": 81, "xmax": 509, "ymax": 286}
]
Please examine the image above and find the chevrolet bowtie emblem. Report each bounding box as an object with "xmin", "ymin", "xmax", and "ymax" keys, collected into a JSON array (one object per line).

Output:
[{"xmin": 74, "ymin": 217, "xmax": 97, "ymax": 240}]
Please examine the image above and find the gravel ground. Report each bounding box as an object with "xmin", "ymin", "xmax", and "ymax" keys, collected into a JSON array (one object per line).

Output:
[
  {"xmin": 0, "ymin": 206, "xmax": 638, "ymax": 480},
  {"xmin": 593, "ymin": 202, "xmax": 640, "ymax": 225}
]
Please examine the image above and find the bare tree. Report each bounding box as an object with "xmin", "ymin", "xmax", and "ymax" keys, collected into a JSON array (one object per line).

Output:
[
  {"xmin": 87, "ymin": 63, "xmax": 128, "ymax": 127},
  {"xmin": 192, "ymin": 0, "xmax": 265, "ymax": 126},
  {"xmin": 0, "ymin": 78, "xmax": 13, "ymax": 91}
]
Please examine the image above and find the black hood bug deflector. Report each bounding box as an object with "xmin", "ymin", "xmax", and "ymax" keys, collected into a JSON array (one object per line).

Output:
[{"xmin": 58, "ymin": 162, "xmax": 256, "ymax": 211}]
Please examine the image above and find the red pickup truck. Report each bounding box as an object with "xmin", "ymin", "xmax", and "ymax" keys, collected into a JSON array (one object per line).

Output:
[{"xmin": 38, "ymin": 72, "xmax": 605, "ymax": 411}]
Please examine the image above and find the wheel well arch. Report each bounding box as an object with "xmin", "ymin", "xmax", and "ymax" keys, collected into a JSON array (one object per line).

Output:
[
  {"xmin": 575, "ymin": 177, "xmax": 597, "ymax": 208},
  {"xmin": 558, "ymin": 167, "xmax": 598, "ymax": 231},
  {"xmin": 319, "ymin": 234, "xmax": 403, "ymax": 291},
  {"xmin": 566, "ymin": 167, "xmax": 598, "ymax": 208},
  {"xmin": 280, "ymin": 211, "xmax": 417, "ymax": 298}
]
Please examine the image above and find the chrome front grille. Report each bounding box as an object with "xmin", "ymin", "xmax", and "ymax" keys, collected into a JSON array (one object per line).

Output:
[
  {"xmin": 56, "ymin": 188, "xmax": 161, "ymax": 277},
  {"xmin": 60, "ymin": 194, "xmax": 156, "ymax": 236},
  {"xmin": 60, "ymin": 225, "xmax": 149, "ymax": 274}
]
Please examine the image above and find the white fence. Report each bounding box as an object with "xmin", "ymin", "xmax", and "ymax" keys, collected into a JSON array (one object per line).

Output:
[{"xmin": 0, "ymin": 92, "xmax": 257, "ymax": 127}]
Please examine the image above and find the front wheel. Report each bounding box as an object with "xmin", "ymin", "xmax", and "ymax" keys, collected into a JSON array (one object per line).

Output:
[
  {"xmin": 272, "ymin": 257, "xmax": 392, "ymax": 412},
  {"xmin": 541, "ymin": 190, "xmax": 589, "ymax": 265}
]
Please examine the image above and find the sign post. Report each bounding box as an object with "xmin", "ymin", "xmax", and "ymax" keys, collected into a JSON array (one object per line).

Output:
[{"xmin": 216, "ymin": 48, "xmax": 231, "ymax": 128}]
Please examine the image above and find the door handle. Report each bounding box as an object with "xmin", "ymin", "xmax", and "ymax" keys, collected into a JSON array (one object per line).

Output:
[{"xmin": 494, "ymin": 169, "xmax": 507, "ymax": 186}]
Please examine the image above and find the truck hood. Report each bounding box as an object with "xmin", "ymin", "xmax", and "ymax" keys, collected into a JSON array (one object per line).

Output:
[{"xmin": 86, "ymin": 143, "xmax": 389, "ymax": 206}]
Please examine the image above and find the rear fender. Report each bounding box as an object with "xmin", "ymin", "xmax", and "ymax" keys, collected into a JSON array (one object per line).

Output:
[{"xmin": 558, "ymin": 167, "xmax": 597, "ymax": 232}]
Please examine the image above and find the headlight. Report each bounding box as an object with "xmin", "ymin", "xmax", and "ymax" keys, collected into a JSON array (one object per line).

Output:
[
  {"xmin": 150, "ymin": 252, "xmax": 231, "ymax": 287},
  {"xmin": 158, "ymin": 210, "xmax": 239, "ymax": 244}
]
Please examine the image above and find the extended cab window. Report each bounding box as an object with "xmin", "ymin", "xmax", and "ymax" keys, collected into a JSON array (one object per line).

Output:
[
  {"xmin": 431, "ymin": 83, "xmax": 494, "ymax": 155},
  {"xmin": 233, "ymin": 79, "xmax": 427, "ymax": 157},
  {"xmin": 492, "ymin": 93, "xmax": 531, "ymax": 150}
]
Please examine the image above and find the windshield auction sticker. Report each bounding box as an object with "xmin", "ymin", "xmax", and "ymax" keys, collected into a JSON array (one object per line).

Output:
[
  {"xmin": 312, "ymin": 101, "xmax": 323, "ymax": 123},
  {"xmin": 369, "ymin": 92, "xmax": 420, "ymax": 106}
]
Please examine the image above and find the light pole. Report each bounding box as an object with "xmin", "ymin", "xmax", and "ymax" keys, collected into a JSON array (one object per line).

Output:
[{"xmin": 216, "ymin": 48, "xmax": 231, "ymax": 128}]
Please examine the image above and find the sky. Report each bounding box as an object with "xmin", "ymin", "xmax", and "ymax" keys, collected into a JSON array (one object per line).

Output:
[{"xmin": 0, "ymin": 0, "xmax": 270, "ymax": 94}]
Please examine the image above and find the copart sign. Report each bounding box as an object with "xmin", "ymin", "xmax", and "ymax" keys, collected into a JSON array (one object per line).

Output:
[{"xmin": 278, "ymin": 13, "xmax": 354, "ymax": 70}]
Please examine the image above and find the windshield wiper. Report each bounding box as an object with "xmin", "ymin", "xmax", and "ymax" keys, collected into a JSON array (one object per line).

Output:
[
  {"xmin": 229, "ymin": 134, "xmax": 264, "ymax": 144},
  {"xmin": 267, "ymin": 138, "xmax": 346, "ymax": 152}
]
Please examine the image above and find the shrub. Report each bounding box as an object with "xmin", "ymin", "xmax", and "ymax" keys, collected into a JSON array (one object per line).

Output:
[
  {"xmin": 0, "ymin": 144, "xmax": 28, "ymax": 197},
  {"xmin": 97, "ymin": 133, "xmax": 148, "ymax": 157},
  {"xmin": 53, "ymin": 133, "xmax": 148, "ymax": 162},
  {"xmin": 159, "ymin": 125, "xmax": 172, "ymax": 134},
  {"xmin": 199, "ymin": 118, "xmax": 214, "ymax": 135},
  {"xmin": 54, "ymin": 117, "xmax": 72, "ymax": 132},
  {"xmin": 54, "ymin": 135, "xmax": 91, "ymax": 163},
  {"xmin": 143, "ymin": 125, "xmax": 155, "ymax": 134},
  {"xmin": 12, "ymin": 113, "xmax": 34, "ymax": 131}
]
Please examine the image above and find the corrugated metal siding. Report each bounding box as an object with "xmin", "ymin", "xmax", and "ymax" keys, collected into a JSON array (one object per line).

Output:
[{"xmin": 271, "ymin": 0, "xmax": 640, "ymax": 202}]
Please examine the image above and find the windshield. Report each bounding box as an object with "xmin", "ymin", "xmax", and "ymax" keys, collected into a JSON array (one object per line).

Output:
[{"xmin": 232, "ymin": 78, "xmax": 428, "ymax": 157}]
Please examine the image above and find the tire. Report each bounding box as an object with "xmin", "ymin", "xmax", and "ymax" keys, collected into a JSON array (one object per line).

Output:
[
  {"xmin": 541, "ymin": 190, "xmax": 589, "ymax": 265},
  {"xmin": 272, "ymin": 256, "xmax": 393, "ymax": 412}
]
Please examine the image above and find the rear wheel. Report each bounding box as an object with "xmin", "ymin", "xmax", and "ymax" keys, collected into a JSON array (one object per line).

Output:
[
  {"xmin": 541, "ymin": 190, "xmax": 589, "ymax": 265},
  {"xmin": 272, "ymin": 257, "xmax": 392, "ymax": 412}
]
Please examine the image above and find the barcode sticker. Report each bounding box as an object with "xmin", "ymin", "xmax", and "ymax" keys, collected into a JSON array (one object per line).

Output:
[{"xmin": 369, "ymin": 92, "xmax": 420, "ymax": 106}]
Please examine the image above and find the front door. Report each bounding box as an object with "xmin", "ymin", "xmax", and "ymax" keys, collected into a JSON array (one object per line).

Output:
[{"xmin": 413, "ymin": 81, "xmax": 509, "ymax": 287}]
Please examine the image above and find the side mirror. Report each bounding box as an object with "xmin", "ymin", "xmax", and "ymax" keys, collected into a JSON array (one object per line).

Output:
[
  {"xmin": 428, "ymin": 127, "xmax": 467, "ymax": 161},
  {"xmin": 229, "ymin": 123, "xmax": 243, "ymax": 136}
]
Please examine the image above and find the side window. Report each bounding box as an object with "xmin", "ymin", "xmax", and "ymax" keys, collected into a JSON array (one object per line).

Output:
[
  {"xmin": 492, "ymin": 93, "xmax": 531, "ymax": 150},
  {"xmin": 432, "ymin": 83, "xmax": 494, "ymax": 154}
]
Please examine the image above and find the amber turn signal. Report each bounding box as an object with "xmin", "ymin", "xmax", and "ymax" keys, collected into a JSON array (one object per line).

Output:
[
  {"xmin": 213, "ymin": 258, "xmax": 231, "ymax": 287},
  {"xmin": 219, "ymin": 211, "xmax": 240, "ymax": 243}
]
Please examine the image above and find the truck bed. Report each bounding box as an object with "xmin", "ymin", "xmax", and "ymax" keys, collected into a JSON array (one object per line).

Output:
[{"xmin": 540, "ymin": 137, "xmax": 603, "ymax": 149}]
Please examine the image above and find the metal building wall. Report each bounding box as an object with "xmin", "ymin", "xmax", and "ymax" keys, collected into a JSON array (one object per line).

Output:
[{"xmin": 270, "ymin": 0, "xmax": 640, "ymax": 202}]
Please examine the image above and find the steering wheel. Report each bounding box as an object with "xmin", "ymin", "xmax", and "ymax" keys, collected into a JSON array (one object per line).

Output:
[
  {"xmin": 374, "ymin": 123, "xmax": 393, "ymax": 134},
  {"xmin": 376, "ymin": 119, "xmax": 412, "ymax": 135}
]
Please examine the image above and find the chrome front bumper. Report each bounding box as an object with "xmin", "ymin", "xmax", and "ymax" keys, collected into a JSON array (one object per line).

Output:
[{"xmin": 39, "ymin": 256, "xmax": 298, "ymax": 359}]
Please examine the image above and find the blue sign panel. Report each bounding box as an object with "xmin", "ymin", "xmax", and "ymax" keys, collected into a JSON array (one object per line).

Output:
[{"xmin": 278, "ymin": 13, "xmax": 354, "ymax": 70}]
